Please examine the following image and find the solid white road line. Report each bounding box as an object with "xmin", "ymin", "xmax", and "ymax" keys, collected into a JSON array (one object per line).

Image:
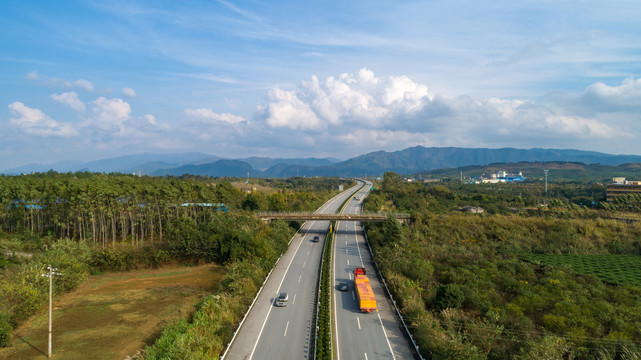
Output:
[
  {"xmin": 334, "ymin": 292, "xmax": 340, "ymax": 360},
  {"xmin": 377, "ymin": 310, "xmax": 397, "ymax": 360},
  {"xmin": 365, "ymin": 353, "xmax": 368, "ymax": 360}
]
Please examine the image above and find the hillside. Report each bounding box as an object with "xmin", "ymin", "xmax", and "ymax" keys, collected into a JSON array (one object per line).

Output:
[{"xmin": 3, "ymin": 146, "xmax": 641, "ymax": 178}]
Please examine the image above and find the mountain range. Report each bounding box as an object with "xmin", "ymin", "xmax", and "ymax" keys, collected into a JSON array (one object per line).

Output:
[{"xmin": 2, "ymin": 146, "xmax": 641, "ymax": 177}]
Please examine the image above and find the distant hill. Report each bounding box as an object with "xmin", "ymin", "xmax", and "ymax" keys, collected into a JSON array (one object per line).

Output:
[
  {"xmin": 260, "ymin": 147, "xmax": 641, "ymax": 177},
  {"xmin": 3, "ymin": 146, "xmax": 641, "ymax": 178},
  {"xmin": 151, "ymin": 159, "xmax": 258, "ymax": 177}
]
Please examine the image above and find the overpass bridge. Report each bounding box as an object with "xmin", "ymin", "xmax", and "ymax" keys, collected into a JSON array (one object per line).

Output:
[{"xmin": 256, "ymin": 211, "xmax": 410, "ymax": 222}]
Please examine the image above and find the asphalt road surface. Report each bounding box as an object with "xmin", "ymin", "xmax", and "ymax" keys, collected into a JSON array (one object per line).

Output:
[
  {"xmin": 333, "ymin": 181, "xmax": 417, "ymax": 360},
  {"xmin": 224, "ymin": 182, "xmax": 362, "ymax": 360}
]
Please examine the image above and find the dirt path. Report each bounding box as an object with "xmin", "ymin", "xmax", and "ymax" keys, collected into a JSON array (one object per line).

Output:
[{"xmin": 0, "ymin": 264, "xmax": 225, "ymax": 360}]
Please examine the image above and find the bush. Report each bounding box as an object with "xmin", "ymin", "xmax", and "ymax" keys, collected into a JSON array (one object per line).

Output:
[
  {"xmin": 0, "ymin": 312, "xmax": 13, "ymax": 347},
  {"xmin": 433, "ymin": 284, "xmax": 465, "ymax": 310}
]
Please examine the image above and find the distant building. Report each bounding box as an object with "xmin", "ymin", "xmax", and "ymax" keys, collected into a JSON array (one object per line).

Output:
[
  {"xmin": 460, "ymin": 206, "xmax": 484, "ymax": 213},
  {"xmin": 606, "ymin": 177, "xmax": 641, "ymax": 202},
  {"xmin": 466, "ymin": 170, "xmax": 525, "ymax": 184}
]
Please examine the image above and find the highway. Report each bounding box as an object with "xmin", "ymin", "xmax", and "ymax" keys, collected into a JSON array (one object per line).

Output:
[
  {"xmin": 333, "ymin": 181, "xmax": 417, "ymax": 360},
  {"xmin": 224, "ymin": 182, "xmax": 362, "ymax": 360}
]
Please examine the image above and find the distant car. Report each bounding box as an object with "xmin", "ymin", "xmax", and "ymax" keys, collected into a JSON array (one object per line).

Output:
[
  {"xmin": 276, "ymin": 292, "xmax": 288, "ymax": 307},
  {"xmin": 312, "ymin": 236, "xmax": 320, "ymax": 242},
  {"xmin": 354, "ymin": 196, "xmax": 360, "ymax": 201},
  {"xmin": 338, "ymin": 282, "xmax": 348, "ymax": 292}
]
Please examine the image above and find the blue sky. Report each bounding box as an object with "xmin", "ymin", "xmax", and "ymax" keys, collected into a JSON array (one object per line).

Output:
[{"xmin": 1, "ymin": 0, "xmax": 641, "ymax": 170}]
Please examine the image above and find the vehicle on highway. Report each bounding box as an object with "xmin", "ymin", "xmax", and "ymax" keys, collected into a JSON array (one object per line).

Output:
[
  {"xmin": 312, "ymin": 235, "xmax": 320, "ymax": 242},
  {"xmin": 354, "ymin": 267, "xmax": 376, "ymax": 312},
  {"xmin": 276, "ymin": 292, "xmax": 288, "ymax": 307},
  {"xmin": 338, "ymin": 282, "xmax": 348, "ymax": 292},
  {"xmin": 354, "ymin": 196, "xmax": 360, "ymax": 201}
]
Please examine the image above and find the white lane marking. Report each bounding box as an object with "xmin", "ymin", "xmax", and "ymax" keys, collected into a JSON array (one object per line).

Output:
[
  {"xmin": 307, "ymin": 249, "xmax": 310, "ymax": 255},
  {"xmin": 365, "ymin": 353, "xmax": 368, "ymax": 360},
  {"xmin": 303, "ymin": 261, "xmax": 306, "ymax": 268},
  {"xmin": 284, "ymin": 321, "xmax": 289, "ymax": 336},
  {"xmin": 355, "ymin": 231, "xmax": 364, "ymax": 267},
  {"xmin": 377, "ymin": 310, "xmax": 397, "ymax": 360},
  {"xmin": 347, "ymin": 259, "xmax": 350, "ymax": 266},
  {"xmin": 292, "ymin": 294, "xmax": 296, "ymax": 305},
  {"xmin": 334, "ymin": 292, "xmax": 340, "ymax": 360},
  {"xmin": 346, "ymin": 249, "xmax": 349, "ymax": 254},
  {"xmin": 345, "ymin": 240, "xmax": 348, "ymax": 245},
  {"xmin": 298, "ymin": 274, "xmax": 302, "ymax": 283},
  {"xmin": 349, "ymin": 273, "xmax": 352, "ymax": 280},
  {"xmin": 357, "ymin": 316, "xmax": 361, "ymax": 330},
  {"xmin": 248, "ymin": 221, "xmax": 314, "ymax": 360}
]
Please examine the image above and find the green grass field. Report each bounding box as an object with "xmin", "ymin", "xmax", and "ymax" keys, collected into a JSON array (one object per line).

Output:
[{"xmin": 522, "ymin": 253, "xmax": 641, "ymax": 287}]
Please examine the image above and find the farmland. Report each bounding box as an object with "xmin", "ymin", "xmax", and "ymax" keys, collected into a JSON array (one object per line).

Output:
[
  {"xmin": 0, "ymin": 264, "xmax": 224, "ymax": 360},
  {"xmin": 522, "ymin": 254, "xmax": 641, "ymax": 287}
]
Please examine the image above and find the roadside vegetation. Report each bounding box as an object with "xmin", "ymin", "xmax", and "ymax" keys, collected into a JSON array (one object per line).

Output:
[
  {"xmin": 0, "ymin": 172, "xmax": 352, "ymax": 357},
  {"xmin": 364, "ymin": 172, "xmax": 641, "ymax": 359}
]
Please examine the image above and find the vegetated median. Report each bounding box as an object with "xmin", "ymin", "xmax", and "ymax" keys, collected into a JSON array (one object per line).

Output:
[
  {"xmin": 315, "ymin": 221, "xmax": 334, "ymax": 360},
  {"xmin": 0, "ymin": 263, "xmax": 225, "ymax": 360}
]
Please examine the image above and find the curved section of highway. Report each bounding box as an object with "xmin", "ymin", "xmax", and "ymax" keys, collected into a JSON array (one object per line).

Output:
[
  {"xmin": 224, "ymin": 183, "xmax": 362, "ymax": 360},
  {"xmin": 333, "ymin": 181, "xmax": 417, "ymax": 360}
]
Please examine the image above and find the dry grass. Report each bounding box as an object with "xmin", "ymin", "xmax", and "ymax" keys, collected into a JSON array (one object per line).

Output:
[{"xmin": 0, "ymin": 264, "xmax": 225, "ymax": 360}]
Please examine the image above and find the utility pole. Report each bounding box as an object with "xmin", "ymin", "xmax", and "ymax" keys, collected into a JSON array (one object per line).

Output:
[{"xmin": 41, "ymin": 265, "xmax": 62, "ymax": 358}]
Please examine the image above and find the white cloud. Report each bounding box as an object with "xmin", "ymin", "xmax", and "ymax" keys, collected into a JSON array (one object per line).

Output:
[
  {"xmin": 73, "ymin": 79, "xmax": 94, "ymax": 91},
  {"xmin": 122, "ymin": 87, "xmax": 137, "ymax": 97},
  {"xmin": 45, "ymin": 77, "xmax": 94, "ymax": 91},
  {"xmin": 257, "ymin": 68, "xmax": 433, "ymax": 131},
  {"xmin": 26, "ymin": 71, "xmax": 39, "ymax": 81},
  {"xmin": 256, "ymin": 88, "xmax": 323, "ymax": 130},
  {"xmin": 51, "ymin": 91, "xmax": 86, "ymax": 112},
  {"xmin": 184, "ymin": 108, "xmax": 246, "ymax": 124},
  {"xmin": 254, "ymin": 68, "xmax": 622, "ymax": 153},
  {"xmin": 144, "ymin": 114, "xmax": 157, "ymax": 125},
  {"xmin": 90, "ymin": 97, "xmax": 132, "ymax": 130},
  {"xmin": 8, "ymin": 102, "xmax": 78, "ymax": 137},
  {"xmin": 580, "ymin": 76, "xmax": 641, "ymax": 111}
]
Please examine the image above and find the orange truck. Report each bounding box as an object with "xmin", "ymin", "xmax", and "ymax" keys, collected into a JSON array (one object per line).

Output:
[{"xmin": 354, "ymin": 267, "xmax": 376, "ymax": 312}]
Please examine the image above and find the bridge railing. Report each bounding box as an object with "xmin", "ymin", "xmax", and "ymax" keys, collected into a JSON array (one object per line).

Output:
[{"xmin": 255, "ymin": 211, "xmax": 411, "ymax": 220}]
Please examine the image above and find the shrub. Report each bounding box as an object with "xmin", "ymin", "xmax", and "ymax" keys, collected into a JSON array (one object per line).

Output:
[
  {"xmin": 433, "ymin": 284, "xmax": 465, "ymax": 310},
  {"xmin": 0, "ymin": 312, "xmax": 13, "ymax": 347}
]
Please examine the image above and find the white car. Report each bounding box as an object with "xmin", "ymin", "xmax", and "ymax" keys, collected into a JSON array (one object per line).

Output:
[{"xmin": 276, "ymin": 292, "xmax": 288, "ymax": 307}]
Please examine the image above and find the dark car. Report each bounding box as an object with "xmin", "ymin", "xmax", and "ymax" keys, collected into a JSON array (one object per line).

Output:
[
  {"xmin": 312, "ymin": 235, "xmax": 320, "ymax": 242},
  {"xmin": 338, "ymin": 282, "xmax": 348, "ymax": 292}
]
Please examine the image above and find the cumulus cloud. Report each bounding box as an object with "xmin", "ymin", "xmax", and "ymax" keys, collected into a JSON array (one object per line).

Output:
[
  {"xmin": 254, "ymin": 68, "xmax": 621, "ymax": 151},
  {"xmin": 580, "ymin": 76, "xmax": 641, "ymax": 111},
  {"xmin": 122, "ymin": 87, "xmax": 137, "ymax": 97},
  {"xmin": 8, "ymin": 102, "xmax": 78, "ymax": 137},
  {"xmin": 89, "ymin": 97, "xmax": 132, "ymax": 130},
  {"xmin": 51, "ymin": 91, "xmax": 85, "ymax": 112},
  {"xmin": 257, "ymin": 68, "xmax": 432, "ymax": 132},
  {"xmin": 184, "ymin": 108, "xmax": 246, "ymax": 124}
]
